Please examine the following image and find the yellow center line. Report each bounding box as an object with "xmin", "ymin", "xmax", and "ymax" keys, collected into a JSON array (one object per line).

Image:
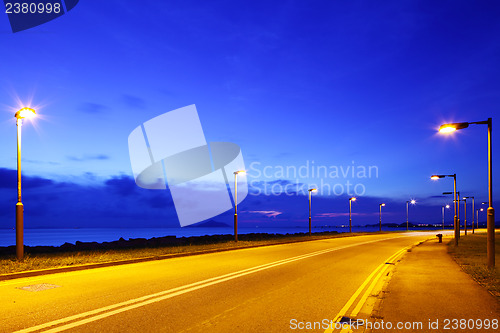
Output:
[{"xmin": 349, "ymin": 247, "xmax": 408, "ymax": 317}]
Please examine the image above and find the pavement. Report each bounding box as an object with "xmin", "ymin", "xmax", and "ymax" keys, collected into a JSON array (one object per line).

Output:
[{"xmin": 370, "ymin": 237, "xmax": 500, "ymax": 333}]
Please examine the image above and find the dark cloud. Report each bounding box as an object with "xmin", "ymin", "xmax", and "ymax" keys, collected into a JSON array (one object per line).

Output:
[
  {"xmin": 0, "ymin": 169, "xmax": 179, "ymax": 229},
  {"xmin": 105, "ymin": 175, "xmax": 138, "ymax": 196},
  {"xmin": 67, "ymin": 154, "xmax": 110, "ymax": 162},
  {"xmin": 0, "ymin": 168, "xmax": 54, "ymax": 189},
  {"xmin": 122, "ymin": 94, "xmax": 146, "ymax": 109},
  {"xmin": 78, "ymin": 102, "xmax": 109, "ymax": 114}
]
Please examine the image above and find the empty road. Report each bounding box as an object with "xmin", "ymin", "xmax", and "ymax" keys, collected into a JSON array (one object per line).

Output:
[{"xmin": 0, "ymin": 231, "xmax": 443, "ymax": 332}]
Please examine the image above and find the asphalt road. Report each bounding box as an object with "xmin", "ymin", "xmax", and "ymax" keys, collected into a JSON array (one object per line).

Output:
[{"xmin": 0, "ymin": 231, "xmax": 443, "ymax": 333}]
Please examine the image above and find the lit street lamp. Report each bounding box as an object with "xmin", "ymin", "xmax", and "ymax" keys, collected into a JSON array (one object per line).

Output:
[
  {"xmin": 439, "ymin": 118, "xmax": 494, "ymax": 267},
  {"xmin": 444, "ymin": 191, "xmax": 461, "ymax": 241},
  {"xmin": 477, "ymin": 208, "xmax": 485, "ymax": 229},
  {"xmin": 379, "ymin": 203, "xmax": 385, "ymax": 232},
  {"xmin": 308, "ymin": 188, "xmax": 317, "ymax": 236},
  {"xmin": 463, "ymin": 196, "xmax": 474, "ymax": 234},
  {"xmin": 233, "ymin": 170, "xmax": 245, "ymax": 242},
  {"xmin": 405, "ymin": 199, "xmax": 416, "ymax": 231},
  {"xmin": 432, "ymin": 174, "xmax": 458, "ymax": 246},
  {"xmin": 14, "ymin": 107, "xmax": 36, "ymax": 260},
  {"xmin": 442, "ymin": 204, "xmax": 450, "ymax": 230},
  {"xmin": 349, "ymin": 197, "xmax": 356, "ymax": 233}
]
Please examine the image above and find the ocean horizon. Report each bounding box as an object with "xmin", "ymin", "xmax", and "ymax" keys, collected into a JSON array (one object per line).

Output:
[{"xmin": 0, "ymin": 225, "xmax": 449, "ymax": 247}]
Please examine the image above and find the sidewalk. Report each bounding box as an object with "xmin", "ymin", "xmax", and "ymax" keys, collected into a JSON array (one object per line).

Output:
[{"xmin": 370, "ymin": 238, "xmax": 500, "ymax": 333}]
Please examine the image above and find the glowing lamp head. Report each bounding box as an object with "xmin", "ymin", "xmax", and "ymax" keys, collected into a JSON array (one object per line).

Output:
[
  {"xmin": 15, "ymin": 107, "xmax": 36, "ymax": 119},
  {"xmin": 446, "ymin": 205, "xmax": 450, "ymax": 209},
  {"xmin": 380, "ymin": 203, "xmax": 386, "ymax": 207},
  {"xmin": 350, "ymin": 197, "xmax": 356, "ymax": 201},
  {"xmin": 439, "ymin": 122, "xmax": 469, "ymax": 134},
  {"xmin": 480, "ymin": 208, "xmax": 484, "ymax": 212},
  {"xmin": 410, "ymin": 200, "xmax": 416, "ymax": 205},
  {"xmin": 234, "ymin": 170, "xmax": 246, "ymax": 175},
  {"xmin": 431, "ymin": 175, "xmax": 444, "ymax": 180},
  {"xmin": 309, "ymin": 188, "xmax": 317, "ymax": 192}
]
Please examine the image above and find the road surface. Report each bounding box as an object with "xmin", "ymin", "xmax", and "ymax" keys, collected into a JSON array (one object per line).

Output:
[{"xmin": 0, "ymin": 231, "xmax": 443, "ymax": 332}]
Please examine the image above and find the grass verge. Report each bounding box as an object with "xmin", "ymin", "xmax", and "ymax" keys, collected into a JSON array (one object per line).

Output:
[
  {"xmin": 447, "ymin": 231, "xmax": 500, "ymax": 298},
  {"xmin": 0, "ymin": 232, "xmax": 375, "ymax": 275}
]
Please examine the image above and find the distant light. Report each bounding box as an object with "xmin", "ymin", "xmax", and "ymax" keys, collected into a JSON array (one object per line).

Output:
[
  {"xmin": 350, "ymin": 197, "xmax": 356, "ymax": 201},
  {"xmin": 15, "ymin": 107, "xmax": 36, "ymax": 119},
  {"xmin": 410, "ymin": 199, "xmax": 416, "ymax": 204},
  {"xmin": 480, "ymin": 208, "xmax": 484, "ymax": 211},
  {"xmin": 381, "ymin": 203, "xmax": 386, "ymax": 206},
  {"xmin": 446, "ymin": 205, "xmax": 450, "ymax": 209}
]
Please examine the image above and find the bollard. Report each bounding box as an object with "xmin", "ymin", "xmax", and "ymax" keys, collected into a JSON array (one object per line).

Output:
[{"xmin": 436, "ymin": 234, "xmax": 443, "ymax": 243}]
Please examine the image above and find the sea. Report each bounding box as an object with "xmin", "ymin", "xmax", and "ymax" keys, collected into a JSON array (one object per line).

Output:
[{"xmin": 0, "ymin": 225, "xmax": 447, "ymax": 247}]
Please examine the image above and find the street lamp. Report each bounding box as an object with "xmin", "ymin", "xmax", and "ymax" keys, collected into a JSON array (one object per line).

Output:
[
  {"xmin": 233, "ymin": 170, "xmax": 245, "ymax": 242},
  {"xmin": 439, "ymin": 118, "xmax": 495, "ymax": 267},
  {"xmin": 432, "ymin": 174, "xmax": 458, "ymax": 246},
  {"xmin": 14, "ymin": 107, "xmax": 36, "ymax": 260},
  {"xmin": 349, "ymin": 197, "xmax": 356, "ymax": 233},
  {"xmin": 444, "ymin": 191, "xmax": 461, "ymax": 242},
  {"xmin": 463, "ymin": 196, "xmax": 474, "ymax": 234},
  {"xmin": 308, "ymin": 188, "xmax": 317, "ymax": 236},
  {"xmin": 379, "ymin": 203, "xmax": 385, "ymax": 232},
  {"xmin": 442, "ymin": 204, "xmax": 450, "ymax": 230},
  {"xmin": 477, "ymin": 208, "xmax": 485, "ymax": 229},
  {"xmin": 460, "ymin": 197, "xmax": 468, "ymax": 236},
  {"xmin": 405, "ymin": 199, "xmax": 416, "ymax": 231}
]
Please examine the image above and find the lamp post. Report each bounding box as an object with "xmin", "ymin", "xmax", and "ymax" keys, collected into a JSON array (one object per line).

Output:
[
  {"xmin": 477, "ymin": 208, "xmax": 484, "ymax": 229},
  {"xmin": 308, "ymin": 188, "xmax": 317, "ymax": 236},
  {"xmin": 349, "ymin": 197, "xmax": 356, "ymax": 233},
  {"xmin": 233, "ymin": 170, "xmax": 245, "ymax": 242},
  {"xmin": 405, "ymin": 199, "xmax": 416, "ymax": 231},
  {"xmin": 439, "ymin": 118, "xmax": 494, "ymax": 267},
  {"xmin": 432, "ymin": 174, "xmax": 458, "ymax": 245},
  {"xmin": 444, "ymin": 190, "xmax": 461, "ymax": 242},
  {"xmin": 14, "ymin": 107, "xmax": 36, "ymax": 260},
  {"xmin": 461, "ymin": 197, "xmax": 468, "ymax": 236},
  {"xmin": 463, "ymin": 196, "xmax": 474, "ymax": 234},
  {"xmin": 442, "ymin": 204, "xmax": 450, "ymax": 230},
  {"xmin": 379, "ymin": 203, "xmax": 385, "ymax": 232}
]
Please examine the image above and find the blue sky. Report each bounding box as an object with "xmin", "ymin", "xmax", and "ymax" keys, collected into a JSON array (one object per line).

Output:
[{"xmin": 0, "ymin": 1, "xmax": 499, "ymax": 230}]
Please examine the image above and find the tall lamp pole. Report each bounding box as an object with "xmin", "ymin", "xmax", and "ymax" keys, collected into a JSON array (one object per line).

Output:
[
  {"xmin": 442, "ymin": 204, "xmax": 450, "ymax": 230},
  {"xmin": 14, "ymin": 107, "xmax": 36, "ymax": 260},
  {"xmin": 379, "ymin": 203, "xmax": 385, "ymax": 232},
  {"xmin": 432, "ymin": 174, "xmax": 458, "ymax": 245},
  {"xmin": 439, "ymin": 119, "xmax": 494, "ymax": 267},
  {"xmin": 349, "ymin": 197, "xmax": 356, "ymax": 233},
  {"xmin": 463, "ymin": 196, "xmax": 474, "ymax": 234},
  {"xmin": 233, "ymin": 170, "xmax": 245, "ymax": 242},
  {"xmin": 477, "ymin": 208, "xmax": 484, "ymax": 229},
  {"xmin": 308, "ymin": 188, "xmax": 317, "ymax": 236},
  {"xmin": 406, "ymin": 199, "xmax": 416, "ymax": 231},
  {"xmin": 445, "ymin": 191, "xmax": 461, "ymax": 241}
]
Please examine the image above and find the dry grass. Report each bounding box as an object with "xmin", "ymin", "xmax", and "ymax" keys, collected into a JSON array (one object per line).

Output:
[
  {"xmin": 447, "ymin": 231, "xmax": 500, "ymax": 298},
  {"xmin": 0, "ymin": 232, "xmax": 374, "ymax": 275}
]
